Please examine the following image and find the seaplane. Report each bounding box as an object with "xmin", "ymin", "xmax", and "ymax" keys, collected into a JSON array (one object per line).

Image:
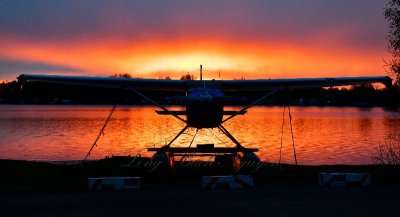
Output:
[{"xmin": 17, "ymin": 66, "xmax": 392, "ymax": 167}]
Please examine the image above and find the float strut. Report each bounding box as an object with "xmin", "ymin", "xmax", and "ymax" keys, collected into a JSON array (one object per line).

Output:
[
  {"xmin": 218, "ymin": 125, "xmax": 245, "ymax": 150},
  {"xmin": 166, "ymin": 125, "xmax": 190, "ymax": 148}
]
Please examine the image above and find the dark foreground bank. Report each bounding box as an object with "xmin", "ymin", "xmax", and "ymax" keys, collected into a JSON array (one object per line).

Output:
[
  {"xmin": 0, "ymin": 157, "xmax": 399, "ymax": 217},
  {"xmin": 1, "ymin": 184, "xmax": 399, "ymax": 217},
  {"xmin": 1, "ymin": 157, "xmax": 400, "ymax": 193}
]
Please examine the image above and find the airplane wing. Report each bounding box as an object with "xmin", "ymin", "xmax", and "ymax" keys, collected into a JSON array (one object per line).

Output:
[
  {"xmin": 219, "ymin": 76, "xmax": 392, "ymax": 91},
  {"xmin": 18, "ymin": 74, "xmax": 187, "ymax": 91},
  {"xmin": 18, "ymin": 74, "xmax": 392, "ymax": 92}
]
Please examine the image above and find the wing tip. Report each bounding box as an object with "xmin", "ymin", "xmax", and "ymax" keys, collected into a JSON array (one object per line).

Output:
[{"xmin": 17, "ymin": 74, "xmax": 26, "ymax": 83}]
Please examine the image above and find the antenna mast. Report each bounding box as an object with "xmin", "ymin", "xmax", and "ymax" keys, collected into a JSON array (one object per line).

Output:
[{"xmin": 200, "ymin": 64, "xmax": 202, "ymax": 80}]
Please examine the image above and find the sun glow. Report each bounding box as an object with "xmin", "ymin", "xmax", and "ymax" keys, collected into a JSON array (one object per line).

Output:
[
  {"xmin": 0, "ymin": 35, "xmax": 387, "ymax": 80},
  {"xmin": 131, "ymin": 53, "xmax": 237, "ymax": 73}
]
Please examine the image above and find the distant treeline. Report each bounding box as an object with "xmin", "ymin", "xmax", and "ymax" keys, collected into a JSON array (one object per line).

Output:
[{"xmin": 0, "ymin": 80, "xmax": 399, "ymax": 107}]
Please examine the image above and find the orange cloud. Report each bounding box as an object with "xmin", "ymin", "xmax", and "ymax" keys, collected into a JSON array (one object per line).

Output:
[{"xmin": 0, "ymin": 34, "xmax": 388, "ymax": 80}]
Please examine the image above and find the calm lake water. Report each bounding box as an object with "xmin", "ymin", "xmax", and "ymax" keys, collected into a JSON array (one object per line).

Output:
[{"xmin": 0, "ymin": 105, "xmax": 399, "ymax": 165}]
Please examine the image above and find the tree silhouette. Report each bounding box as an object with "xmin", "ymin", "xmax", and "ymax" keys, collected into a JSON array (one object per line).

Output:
[
  {"xmin": 385, "ymin": 0, "xmax": 400, "ymax": 84},
  {"xmin": 110, "ymin": 73, "xmax": 132, "ymax": 78},
  {"xmin": 180, "ymin": 73, "xmax": 195, "ymax": 80}
]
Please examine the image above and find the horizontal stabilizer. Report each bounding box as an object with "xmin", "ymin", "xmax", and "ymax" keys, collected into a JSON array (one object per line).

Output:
[
  {"xmin": 166, "ymin": 96, "xmax": 246, "ymax": 104},
  {"xmin": 155, "ymin": 110, "xmax": 246, "ymax": 115},
  {"xmin": 155, "ymin": 110, "xmax": 186, "ymax": 115}
]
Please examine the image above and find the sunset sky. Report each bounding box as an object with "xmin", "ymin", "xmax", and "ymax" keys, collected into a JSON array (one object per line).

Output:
[{"xmin": 0, "ymin": 0, "xmax": 390, "ymax": 82}]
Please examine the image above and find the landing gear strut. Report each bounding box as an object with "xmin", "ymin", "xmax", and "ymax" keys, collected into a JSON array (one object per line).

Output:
[{"xmin": 149, "ymin": 124, "xmax": 260, "ymax": 171}]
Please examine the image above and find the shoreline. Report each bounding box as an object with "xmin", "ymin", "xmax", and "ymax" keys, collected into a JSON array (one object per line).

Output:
[{"xmin": 1, "ymin": 103, "xmax": 400, "ymax": 109}]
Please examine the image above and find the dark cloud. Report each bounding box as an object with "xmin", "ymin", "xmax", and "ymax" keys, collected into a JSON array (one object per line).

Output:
[
  {"xmin": 0, "ymin": 58, "xmax": 84, "ymax": 80},
  {"xmin": 0, "ymin": 0, "xmax": 387, "ymax": 49}
]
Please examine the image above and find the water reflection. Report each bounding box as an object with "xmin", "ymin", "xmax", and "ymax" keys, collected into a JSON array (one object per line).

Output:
[{"xmin": 0, "ymin": 105, "xmax": 399, "ymax": 165}]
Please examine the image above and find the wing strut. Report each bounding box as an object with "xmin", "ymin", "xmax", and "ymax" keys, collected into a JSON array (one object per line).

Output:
[
  {"xmin": 222, "ymin": 89, "xmax": 280, "ymax": 123},
  {"xmin": 126, "ymin": 87, "xmax": 188, "ymax": 124}
]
